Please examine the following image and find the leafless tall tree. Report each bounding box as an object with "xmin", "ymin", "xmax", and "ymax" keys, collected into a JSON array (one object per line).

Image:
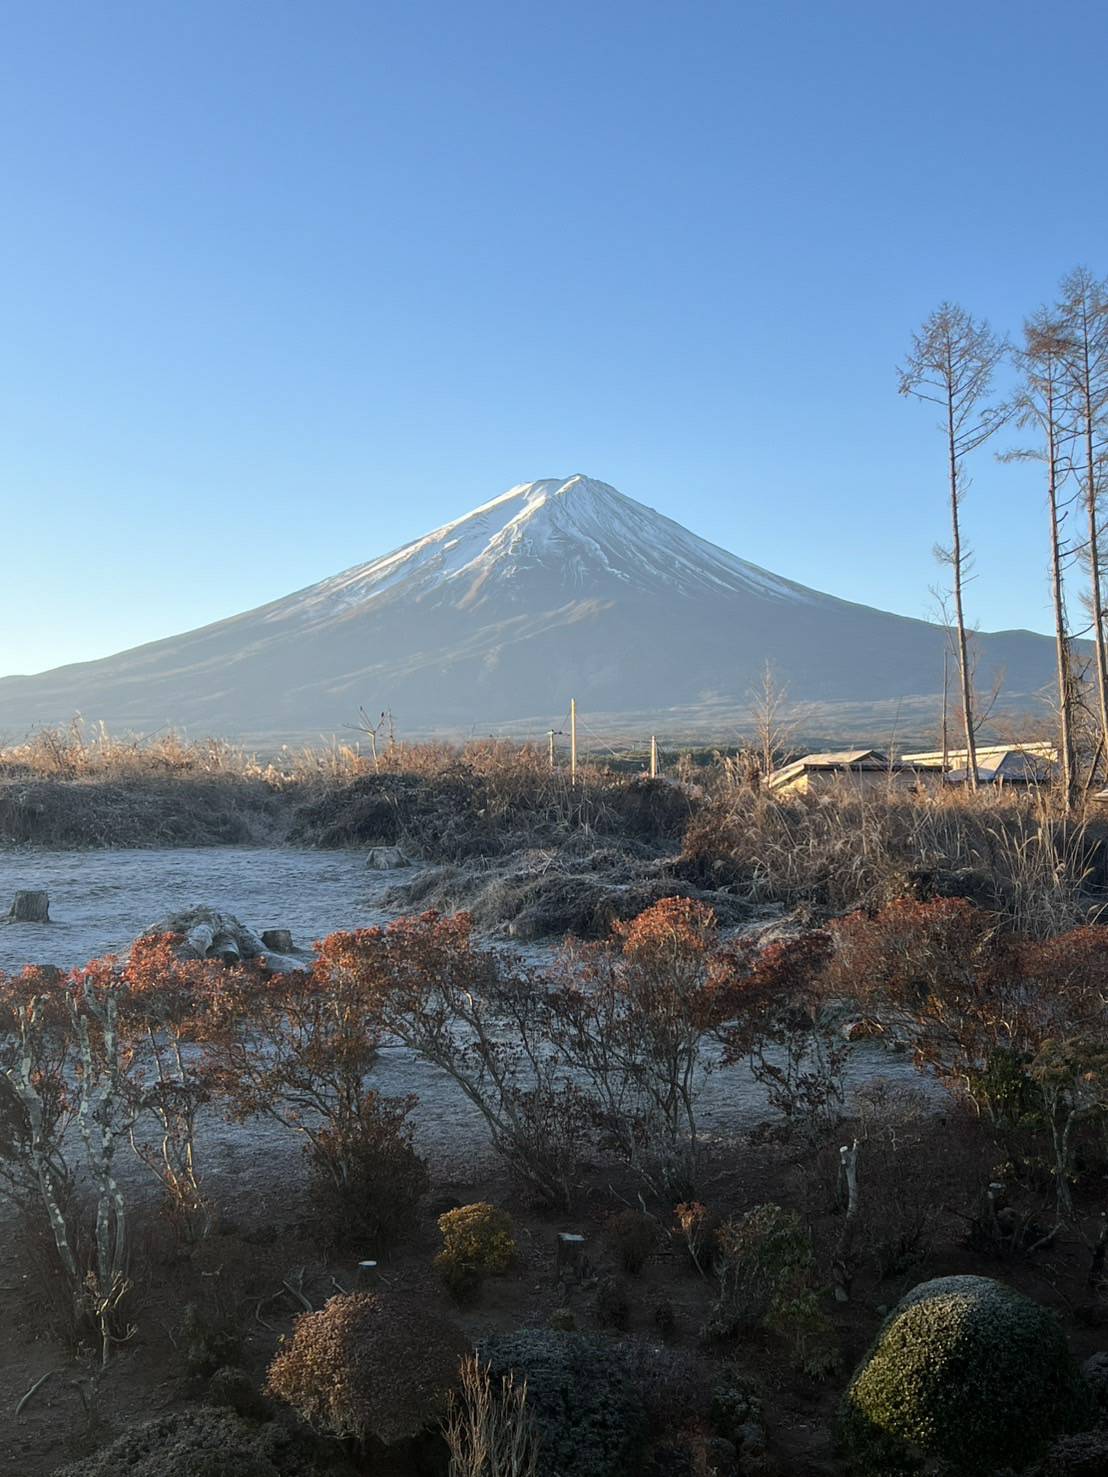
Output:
[
  {"xmin": 1001, "ymin": 311, "xmax": 1079, "ymax": 809},
  {"xmin": 1057, "ymin": 268, "xmax": 1108, "ymax": 780},
  {"xmin": 899, "ymin": 304, "xmax": 1008, "ymax": 789},
  {"xmin": 748, "ymin": 660, "xmax": 802, "ymax": 781}
]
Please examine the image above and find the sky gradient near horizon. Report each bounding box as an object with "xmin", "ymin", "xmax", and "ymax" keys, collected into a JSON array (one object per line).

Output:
[{"xmin": 3, "ymin": 0, "xmax": 1108, "ymax": 677}]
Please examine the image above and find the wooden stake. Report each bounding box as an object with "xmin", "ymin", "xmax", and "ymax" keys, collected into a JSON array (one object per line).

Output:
[
  {"xmin": 650, "ymin": 734, "xmax": 657, "ymax": 779},
  {"xmin": 548, "ymin": 729, "xmax": 556, "ymax": 770},
  {"xmin": 570, "ymin": 699, "xmax": 577, "ymax": 787}
]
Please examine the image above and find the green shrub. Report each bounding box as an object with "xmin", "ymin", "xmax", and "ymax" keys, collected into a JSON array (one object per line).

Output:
[
  {"xmin": 265, "ymin": 1292, "xmax": 467, "ymax": 1447},
  {"xmin": 182, "ymin": 1302, "xmax": 245, "ymax": 1378},
  {"xmin": 839, "ymin": 1275, "xmax": 1092, "ymax": 1475},
  {"xmin": 706, "ymin": 1202, "xmax": 836, "ymax": 1373},
  {"xmin": 435, "ymin": 1202, "xmax": 516, "ymax": 1297},
  {"xmin": 52, "ymin": 1409, "xmax": 350, "ymax": 1477},
  {"xmin": 476, "ymin": 1329, "xmax": 648, "ymax": 1477}
]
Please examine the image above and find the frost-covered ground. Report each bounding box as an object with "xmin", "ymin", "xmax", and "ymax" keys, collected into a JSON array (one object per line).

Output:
[
  {"xmin": 0, "ymin": 845, "xmax": 388, "ymax": 973},
  {"xmin": 0, "ymin": 843, "xmax": 930, "ymax": 1179}
]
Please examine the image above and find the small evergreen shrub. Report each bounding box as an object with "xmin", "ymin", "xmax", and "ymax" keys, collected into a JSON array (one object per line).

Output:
[
  {"xmin": 265, "ymin": 1292, "xmax": 468, "ymax": 1447},
  {"xmin": 712, "ymin": 1199, "xmax": 827, "ymax": 1358},
  {"xmin": 839, "ymin": 1275, "xmax": 1092, "ymax": 1475},
  {"xmin": 206, "ymin": 1366, "xmax": 269, "ymax": 1421},
  {"xmin": 182, "ymin": 1301, "xmax": 245, "ymax": 1378},
  {"xmin": 52, "ymin": 1409, "xmax": 350, "ymax": 1477},
  {"xmin": 435, "ymin": 1202, "xmax": 516, "ymax": 1298},
  {"xmin": 476, "ymin": 1329, "xmax": 648, "ymax": 1477}
]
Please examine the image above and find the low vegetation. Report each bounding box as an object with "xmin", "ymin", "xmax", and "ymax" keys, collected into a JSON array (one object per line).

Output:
[{"xmin": 6, "ymin": 732, "xmax": 1108, "ymax": 1473}]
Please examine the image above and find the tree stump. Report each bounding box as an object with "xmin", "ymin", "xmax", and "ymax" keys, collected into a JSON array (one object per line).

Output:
[
  {"xmin": 555, "ymin": 1233, "xmax": 588, "ymax": 1282},
  {"xmin": 261, "ymin": 929, "xmax": 294, "ymax": 953},
  {"xmin": 8, "ymin": 891, "xmax": 49, "ymax": 923}
]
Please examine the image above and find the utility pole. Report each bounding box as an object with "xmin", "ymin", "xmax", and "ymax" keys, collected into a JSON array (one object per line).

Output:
[
  {"xmin": 650, "ymin": 734, "xmax": 658, "ymax": 779},
  {"xmin": 941, "ymin": 647, "xmax": 949, "ymax": 777},
  {"xmin": 570, "ymin": 699, "xmax": 577, "ymax": 786}
]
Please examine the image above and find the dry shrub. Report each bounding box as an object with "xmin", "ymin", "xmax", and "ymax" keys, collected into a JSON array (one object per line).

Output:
[
  {"xmin": 545, "ymin": 897, "xmax": 740, "ymax": 1198},
  {"xmin": 306, "ymin": 1093, "xmax": 429, "ymax": 1250},
  {"xmin": 266, "ymin": 1291, "xmax": 468, "ymax": 1447},
  {"xmin": 817, "ymin": 1081, "xmax": 994, "ymax": 1282},
  {"xmin": 204, "ymin": 959, "xmax": 423, "ymax": 1245},
  {"xmin": 673, "ymin": 1201, "xmax": 720, "ymax": 1276},
  {"xmin": 605, "ymin": 1209, "xmax": 658, "ymax": 1275},
  {"xmin": 317, "ymin": 914, "xmax": 591, "ymax": 1209},
  {"xmin": 445, "ymin": 1355, "xmax": 540, "ymax": 1477},
  {"xmin": 681, "ymin": 783, "xmax": 1094, "ymax": 932}
]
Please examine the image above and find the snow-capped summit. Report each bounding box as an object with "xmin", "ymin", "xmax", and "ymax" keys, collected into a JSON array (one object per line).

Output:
[
  {"xmin": 282, "ymin": 474, "xmax": 814, "ymax": 621},
  {"xmin": 0, "ymin": 474, "xmax": 1062, "ymax": 742}
]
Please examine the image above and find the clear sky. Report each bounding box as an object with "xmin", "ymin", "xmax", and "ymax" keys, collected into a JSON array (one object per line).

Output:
[{"xmin": 3, "ymin": 0, "xmax": 1106, "ymax": 675}]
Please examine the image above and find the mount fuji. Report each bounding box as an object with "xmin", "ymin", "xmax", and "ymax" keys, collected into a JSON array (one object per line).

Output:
[{"xmin": 0, "ymin": 476, "xmax": 1061, "ymax": 744}]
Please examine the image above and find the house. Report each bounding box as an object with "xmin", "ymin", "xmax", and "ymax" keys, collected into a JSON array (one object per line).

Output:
[
  {"xmin": 902, "ymin": 742, "xmax": 1057, "ymax": 788},
  {"xmin": 764, "ymin": 749, "xmax": 922, "ymax": 797}
]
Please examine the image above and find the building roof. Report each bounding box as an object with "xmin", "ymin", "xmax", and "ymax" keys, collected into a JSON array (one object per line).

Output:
[
  {"xmin": 765, "ymin": 749, "xmax": 895, "ymax": 791},
  {"xmin": 904, "ymin": 741, "xmax": 1057, "ymax": 769}
]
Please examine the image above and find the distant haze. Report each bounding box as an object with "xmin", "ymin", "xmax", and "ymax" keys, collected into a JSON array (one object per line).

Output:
[{"xmin": 0, "ymin": 476, "xmax": 1061, "ymax": 747}]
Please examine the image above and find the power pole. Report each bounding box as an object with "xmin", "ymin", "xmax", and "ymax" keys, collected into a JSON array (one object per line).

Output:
[
  {"xmin": 941, "ymin": 647, "xmax": 949, "ymax": 777},
  {"xmin": 570, "ymin": 699, "xmax": 577, "ymax": 786},
  {"xmin": 650, "ymin": 733, "xmax": 658, "ymax": 779}
]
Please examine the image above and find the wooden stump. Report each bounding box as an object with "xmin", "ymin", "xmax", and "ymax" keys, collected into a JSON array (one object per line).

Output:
[
  {"xmin": 8, "ymin": 891, "xmax": 49, "ymax": 923},
  {"xmin": 261, "ymin": 929, "xmax": 294, "ymax": 953},
  {"xmin": 555, "ymin": 1233, "xmax": 588, "ymax": 1282}
]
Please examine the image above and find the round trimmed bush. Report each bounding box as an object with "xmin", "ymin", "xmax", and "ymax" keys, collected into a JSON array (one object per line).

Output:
[
  {"xmin": 265, "ymin": 1292, "xmax": 467, "ymax": 1447},
  {"xmin": 840, "ymin": 1276, "xmax": 1091, "ymax": 1475},
  {"xmin": 52, "ymin": 1409, "xmax": 350, "ymax": 1477},
  {"xmin": 476, "ymin": 1329, "xmax": 648, "ymax": 1477},
  {"xmin": 435, "ymin": 1201, "xmax": 516, "ymax": 1296}
]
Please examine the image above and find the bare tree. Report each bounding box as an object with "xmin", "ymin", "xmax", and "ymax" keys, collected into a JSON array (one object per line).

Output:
[
  {"xmin": 900, "ymin": 305, "xmax": 1008, "ymax": 790},
  {"xmin": 1000, "ymin": 311, "xmax": 1079, "ymax": 809},
  {"xmin": 748, "ymin": 660, "xmax": 802, "ymax": 781},
  {"xmin": 1057, "ymin": 268, "xmax": 1108, "ymax": 780}
]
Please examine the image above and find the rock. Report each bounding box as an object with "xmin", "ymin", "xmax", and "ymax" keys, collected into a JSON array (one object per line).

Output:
[
  {"xmin": 841, "ymin": 1018, "xmax": 883, "ymax": 1041},
  {"xmin": 366, "ymin": 845, "xmax": 409, "ymax": 870},
  {"xmin": 7, "ymin": 890, "xmax": 50, "ymax": 923},
  {"xmin": 261, "ymin": 928, "xmax": 294, "ymax": 952}
]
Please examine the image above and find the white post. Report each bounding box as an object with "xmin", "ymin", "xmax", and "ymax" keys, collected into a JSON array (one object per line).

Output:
[
  {"xmin": 650, "ymin": 734, "xmax": 657, "ymax": 779},
  {"xmin": 570, "ymin": 699, "xmax": 577, "ymax": 787}
]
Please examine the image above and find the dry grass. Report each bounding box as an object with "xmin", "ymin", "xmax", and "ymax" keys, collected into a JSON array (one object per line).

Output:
[
  {"xmin": 680, "ymin": 775, "xmax": 1107, "ymax": 936},
  {"xmin": 2, "ymin": 724, "xmax": 1105, "ymax": 941}
]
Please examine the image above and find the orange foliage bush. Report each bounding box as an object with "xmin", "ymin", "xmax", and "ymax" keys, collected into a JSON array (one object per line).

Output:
[{"xmin": 266, "ymin": 1292, "xmax": 467, "ymax": 1447}]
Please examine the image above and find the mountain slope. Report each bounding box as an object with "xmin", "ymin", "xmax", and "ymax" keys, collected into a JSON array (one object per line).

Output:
[{"xmin": 0, "ymin": 476, "xmax": 1060, "ymax": 742}]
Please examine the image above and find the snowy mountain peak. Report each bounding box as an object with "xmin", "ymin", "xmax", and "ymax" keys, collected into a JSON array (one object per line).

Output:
[{"xmin": 292, "ymin": 474, "xmax": 819, "ymax": 619}]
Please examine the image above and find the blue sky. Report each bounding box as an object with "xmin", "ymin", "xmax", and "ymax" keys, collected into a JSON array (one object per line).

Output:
[{"xmin": 2, "ymin": 0, "xmax": 1106, "ymax": 675}]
